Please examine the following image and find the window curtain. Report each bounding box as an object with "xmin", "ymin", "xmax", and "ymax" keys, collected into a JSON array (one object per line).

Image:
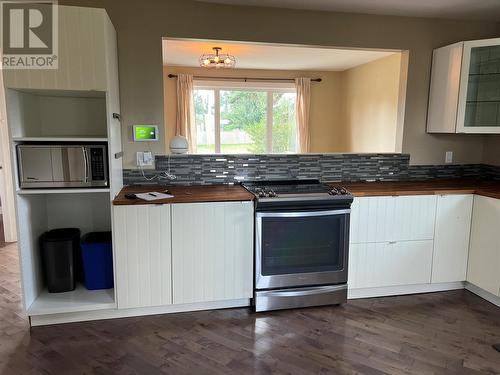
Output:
[
  {"xmin": 295, "ymin": 77, "xmax": 311, "ymax": 153},
  {"xmin": 175, "ymin": 73, "xmax": 196, "ymax": 153}
]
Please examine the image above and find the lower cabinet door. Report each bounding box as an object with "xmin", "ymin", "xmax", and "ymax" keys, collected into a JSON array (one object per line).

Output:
[
  {"xmin": 349, "ymin": 240, "xmax": 433, "ymax": 289},
  {"xmin": 432, "ymin": 195, "xmax": 473, "ymax": 283},
  {"xmin": 467, "ymin": 196, "xmax": 500, "ymax": 296},
  {"xmin": 171, "ymin": 201, "xmax": 254, "ymax": 304},
  {"xmin": 113, "ymin": 205, "xmax": 172, "ymax": 309}
]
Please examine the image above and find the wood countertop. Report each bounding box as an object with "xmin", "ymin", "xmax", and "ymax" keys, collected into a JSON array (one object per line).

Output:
[
  {"xmin": 113, "ymin": 184, "xmax": 254, "ymax": 205},
  {"xmin": 330, "ymin": 179, "xmax": 500, "ymax": 199},
  {"xmin": 113, "ymin": 179, "xmax": 500, "ymax": 205}
]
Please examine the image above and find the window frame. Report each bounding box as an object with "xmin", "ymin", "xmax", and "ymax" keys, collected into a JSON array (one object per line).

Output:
[{"xmin": 193, "ymin": 80, "xmax": 297, "ymax": 154}]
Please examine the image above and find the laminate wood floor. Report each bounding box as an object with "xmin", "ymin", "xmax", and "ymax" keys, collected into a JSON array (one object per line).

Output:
[{"xmin": 0, "ymin": 242, "xmax": 499, "ymax": 375}]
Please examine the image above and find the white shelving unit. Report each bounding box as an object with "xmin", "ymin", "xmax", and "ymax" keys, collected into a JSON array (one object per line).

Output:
[
  {"xmin": 17, "ymin": 188, "xmax": 111, "ymax": 195},
  {"xmin": 2, "ymin": 6, "xmax": 123, "ymax": 324},
  {"xmin": 28, "ymin": 285, "xmax": 116, "ymax": 315},
  {"xmin": 13, "ymin": 137, "xmax": 109, "ymax": 143}
]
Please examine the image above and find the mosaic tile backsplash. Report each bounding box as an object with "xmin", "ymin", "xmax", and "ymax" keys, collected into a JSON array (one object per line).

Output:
[{"xmin": 122, "ymin": 153, "xmax": 500, "ymax": 185}]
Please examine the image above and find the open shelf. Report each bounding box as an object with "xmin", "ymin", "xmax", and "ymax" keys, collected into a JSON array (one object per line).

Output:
[
  {"xmin": 27, "ymin": 285, "xmax": 115, "ymax": 315},
  {"xmin": 6, "ymin": 88, "xmax": 108, "ymax": 139},
  {"xmin": 16, "ymin": 193, "xmax": 112, "ymax": 310},
  {"xmin": 13, "ymin": 136, "xmax": 108, "ymax": 143},
  {"xmin": 17, "ymin": 188, "xmax": 110, "ymax": 195}
]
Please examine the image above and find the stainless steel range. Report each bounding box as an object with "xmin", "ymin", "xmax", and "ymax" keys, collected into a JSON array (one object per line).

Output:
[{"xmin": 241, "ymin": 179, "xmax": 353, "ymax": 312}]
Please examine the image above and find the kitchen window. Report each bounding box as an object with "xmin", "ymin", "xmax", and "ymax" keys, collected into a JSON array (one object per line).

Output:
[{"xmin": 193, "ymin": 81, "xmax": 297, "ymax": 154}]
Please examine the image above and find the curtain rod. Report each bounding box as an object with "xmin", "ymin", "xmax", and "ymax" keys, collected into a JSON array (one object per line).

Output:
[{"xmin": 167, "ymin": 74, "xmax": 322, "ymax": 82}]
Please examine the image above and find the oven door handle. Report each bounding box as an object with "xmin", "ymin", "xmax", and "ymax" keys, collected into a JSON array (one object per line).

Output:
[
  {"xmin": 256, "ymin": 209, "xmax": 350, "ymax": 218},
  {"xmin": 257, "ymin": 285, "xmax": 347, "ymax": 298}
]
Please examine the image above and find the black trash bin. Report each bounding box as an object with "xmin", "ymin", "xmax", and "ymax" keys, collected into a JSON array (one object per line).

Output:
[{"xmin": 40, "ymin": 228, "xmax": 81, "ymax": 293}]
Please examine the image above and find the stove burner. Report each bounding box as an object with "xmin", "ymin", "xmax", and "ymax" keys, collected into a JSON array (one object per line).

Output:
[{"xmin": 241, "ymin": 179, "xmax": 353, "ymax": 209}]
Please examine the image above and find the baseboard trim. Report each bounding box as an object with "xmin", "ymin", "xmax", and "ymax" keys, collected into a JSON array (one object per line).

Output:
[
  {"xmin": 29, "ymin": 283, "xmax": 499, "ymax": 326},
  {"xmin": 465, "ymin": 282, "xmax": 500, "ymax": 308},
  {"xmin": 30, "ymin": 298, "xmax": 251, "ymax": 327},
  {"xmin": 347, "ymin": 282, "xmax": 465, "ymax": 299}
]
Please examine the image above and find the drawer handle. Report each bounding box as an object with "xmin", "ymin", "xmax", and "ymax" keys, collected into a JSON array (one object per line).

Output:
[{"xmin": 388, "ymin": 241, "xmax": 397, "ymax": 244}]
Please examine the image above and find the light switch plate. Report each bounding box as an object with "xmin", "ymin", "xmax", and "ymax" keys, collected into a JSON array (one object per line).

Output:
[
  {"xmin": 143, "ymin": 151, "xmax": 153, "ymax": 166},
  {"xmin": 445, "ymin": 151, "xmax": 453, "ymax": 164}
]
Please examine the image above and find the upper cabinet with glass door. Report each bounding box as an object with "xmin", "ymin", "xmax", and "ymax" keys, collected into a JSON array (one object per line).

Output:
[{"xmin": 427, "ymin": 38, "xmax": 500, "ymax": 134}]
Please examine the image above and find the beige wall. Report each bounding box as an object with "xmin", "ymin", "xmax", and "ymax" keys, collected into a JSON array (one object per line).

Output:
[
  {"xmin": 342, "ymin": 54, "xmax": 402, "ymax": 153},
  {"xmin": 482, "ymin": 136, "xmax": 500, "ymax": 166},
  {"xmin": 165, "ymin": 59, "xmax": 403, "ymax": 154},
  {"xmin": 164, "ymin": 66, "xmax": 345, "ymax": 153},
  {"xmin": 60, "ymin": 0, "xmax": 499, "ymax": 168}
]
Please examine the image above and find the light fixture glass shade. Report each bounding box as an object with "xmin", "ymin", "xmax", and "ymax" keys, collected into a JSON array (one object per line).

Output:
[
  {"xmin": 170, "ymin": 135, "xmax": 189, "ymax": 154},
  {"xmin": 199, "ymin": 47, "xmax": 236, "ymax": 69}
]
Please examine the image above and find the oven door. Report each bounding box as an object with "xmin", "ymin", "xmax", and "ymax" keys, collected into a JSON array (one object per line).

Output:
[{"xmin": 255, "ymin": 209, "xmax": 349, "ymax": 289}]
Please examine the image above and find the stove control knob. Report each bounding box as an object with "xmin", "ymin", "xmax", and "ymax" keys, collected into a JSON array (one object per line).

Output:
[
  {"xmin": 268, "ymin": 190, "xmax": 277, "ymax": 198},
  {"xmin": 339, "ymin": 187, "xmax": 349, "ymax": 195},
  {"xmin": 257, "ymin": 190, "xmax": 265, "ymax": 198},
  {"xmin": 329, "ymin": 188, "xmax": 340, "ymax": 195}
]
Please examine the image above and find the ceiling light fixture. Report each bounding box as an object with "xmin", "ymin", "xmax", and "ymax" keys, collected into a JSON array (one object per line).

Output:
[{"xmin": 199, "ymin": 47, "xmax": 236, "ymax": 68}]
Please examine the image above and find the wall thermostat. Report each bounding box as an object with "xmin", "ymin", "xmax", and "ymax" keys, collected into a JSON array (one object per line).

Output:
[{"xmin": 133, "ymin": 125, "xmax": 158, "ymax": 141}]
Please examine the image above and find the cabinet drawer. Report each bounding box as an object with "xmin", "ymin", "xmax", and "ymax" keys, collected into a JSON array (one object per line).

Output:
[
  {"xmin": 350, "ymin": 195, "xmax": 437, "ymax": 243},
  {"xmin": 348, "ymin": 240, "xmax": 433, "ymax": 289}
]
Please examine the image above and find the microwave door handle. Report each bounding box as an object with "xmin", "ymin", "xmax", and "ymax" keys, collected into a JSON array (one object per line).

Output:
[{"xmin": 83, "ymin": 147, "xmax": 90, "ymax": 183}]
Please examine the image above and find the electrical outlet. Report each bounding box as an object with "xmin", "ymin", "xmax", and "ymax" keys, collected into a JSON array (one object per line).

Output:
[
  {"xmin": 445, "ymin": 151, "xmax": 453, "ymax": 164},
  {"xmin": 136, "ymin": 151, "xmax": 154, "ymax": 167},
  {"xmin": 143, "ymin": 151, "xmax": 153, "ymax": 166}
]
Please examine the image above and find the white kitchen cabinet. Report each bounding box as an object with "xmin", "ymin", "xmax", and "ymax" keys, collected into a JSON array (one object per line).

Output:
[
  {"xmin": 427, "ymin": 37, "xmax": 500, "ymax": 134},
  {"xmin": 349, "ymin": 240, "xmax": 433, "ymax": 288},
  {"xmin": 171, "ymin": 201, "xmax": 253, "ymax": 305},
  {"xmin": 427, "ymin": 42, "xmax": 464, "ymax": 133},
  {"xmin": 432, "ymin": 194, "xmax": 473, "ymax": 283},
  {"xmin": 467, "ymin": 196, "xmax": 500, "ymax": 296},
  {"xmin": 349, "ymin": 195, "xmax": 437, "ymax": 244},
  {"xmin": 3, "ymin": 6, "xmax": 110, "ymax": 91},
  {"xmin": 113, "ymin": 205, "xmax": 172, "ymax": 309}
]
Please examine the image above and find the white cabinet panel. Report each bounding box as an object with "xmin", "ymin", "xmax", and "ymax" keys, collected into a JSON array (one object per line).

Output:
[
  {"xmin": 104, "ymin": 13, "xmax": 123, "ymax": 197},
  {"xmin": 3, "ymin": 6, "xmax": 108, "ymax": 91},
  {"xmin": 171, "ymin": 202, "xmax": 253, "ymax": 305},
  {"xmin": 350, "ymin": 195, "xmax": 437, "ymax": 244},
  {"xmin": 467, "ymin": 196, "xmax": 500, "ymax": 295},
  {"xmin": 113, "ymin": 205, "xmax": 172, "ymax": 309},
  {"xmin": 349, "ymin": 240, "xmax": 433, "ymax": 289},
  {"xmin": 427, "ymin": 42, "xmax": 463, "ymax": 133},
  {"xmin": 432, "ymin": 195, "xmax": 473, "ymax": 283}
]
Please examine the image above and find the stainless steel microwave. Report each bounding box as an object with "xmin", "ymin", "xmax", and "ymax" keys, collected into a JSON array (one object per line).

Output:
[{"xmin": 17, "ymin": 144, "xmax": 108, "ymax": 189}]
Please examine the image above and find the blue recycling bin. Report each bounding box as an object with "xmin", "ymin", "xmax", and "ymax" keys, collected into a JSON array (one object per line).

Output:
[{"xmin": 80, "ymin": 232, "xmax": 114, "ymax": 290}]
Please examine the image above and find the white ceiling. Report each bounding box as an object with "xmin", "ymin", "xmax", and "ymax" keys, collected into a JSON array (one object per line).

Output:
[
  {"xmin": 196, "ymin": 0, "xmax": 500, "ymax": 21},
  {"xmin": 162, "ymin": 39, "xmax": 397, "ymax": 71}
]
